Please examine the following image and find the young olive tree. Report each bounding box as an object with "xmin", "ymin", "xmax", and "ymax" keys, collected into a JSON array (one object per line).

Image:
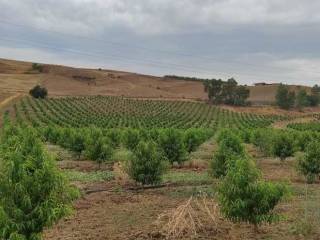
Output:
[
  {"xmin": 218, "ymin": 158, "xmax": 287, "ymax": 231},
  {"xmin": 0, "ymin": 125, "xmax": 78, "ymax": 240}
]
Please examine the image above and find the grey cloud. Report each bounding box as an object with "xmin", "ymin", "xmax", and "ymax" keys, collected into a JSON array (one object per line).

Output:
[
  {"xmin": 2, "ymin": 0, "xmax": 320, "ymax": 35},
  {"xmin": 0, "ymin": 0, "xmax": 320, "ymax": 85}
]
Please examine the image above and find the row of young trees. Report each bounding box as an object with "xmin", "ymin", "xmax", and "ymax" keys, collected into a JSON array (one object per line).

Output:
[
  {"xmin": 0, "ymin": 117, "xmax": 78, "ymax": 240},
  {"xmin": 18, "ymin": 95, "xmax": 279, "ymax": 129},
  {"xmin": 203, "ymin": 78, "xmax": 250, "ymax": 106},
  {"xmin": 209, "ymin": 127, "xmax": 320, "ymax": 229},
  {"xmin": 39, "ymin": 126, "xmax": 214, "ymax": 186},
  {"xmin": 41, "ymin": 126, "xmax": 213, "ymax": 168},
  {"xmin": 239, "ymin": 127, "xmax": 320, "ymax": 183},
  {"xmin": 276, "ymin": 84, "xmax": 320, "ymax": 110}
]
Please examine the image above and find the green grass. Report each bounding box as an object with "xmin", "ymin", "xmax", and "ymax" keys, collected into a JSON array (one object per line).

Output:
[
  {"xmin": 113, "ymin": 148, "xmax": 133, "ymax": 162},
  {"xmin": 162, "ymin": 185, "xmax": 216, "ymax": 198},
  {"xmin": 289, "ymin": 184, "xmax": 320, "ymax": 237},
  {"xmin": 163, "ymin": 170, "xmax": 212, "ymax": 185},
  {"xmin": 63, "ymin": 170, "xmax": 114, "ymax": 183}
]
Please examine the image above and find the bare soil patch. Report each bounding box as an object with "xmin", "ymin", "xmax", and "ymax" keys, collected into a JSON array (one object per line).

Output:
[{"xmin": 43, "ymin": 141, "xmax": 320, "ymax": 240}]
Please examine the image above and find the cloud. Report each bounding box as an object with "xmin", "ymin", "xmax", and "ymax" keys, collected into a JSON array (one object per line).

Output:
[
  {"xmin": 1, "ymin": 0, "xmax": 320, "ymax": 35},
  {"xmin": 0, "ymin": 0, "xmax": 320, "ymax": 86},
  {"xmin": 271, "ymin": 58, "xmax": 320, "ymax": 85}
]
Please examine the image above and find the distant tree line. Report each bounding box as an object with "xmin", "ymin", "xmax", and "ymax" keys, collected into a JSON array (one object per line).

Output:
[
  {"xmin": 163, "ymin": 75, "xmax": 207, "ymax": 82},
  {"xmin": 276, "ymin": 84, "xmax": 320, "ymax": 110},
  {"xmin": 203, "ymin": 78, "xmax": 250, "ymax": 106},
  {"xmin": 32, "ymin": 63, "xmax": 44, "ymax": 73}
]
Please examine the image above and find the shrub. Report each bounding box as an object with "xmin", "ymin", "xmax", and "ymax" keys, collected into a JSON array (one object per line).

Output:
[
  {"xmin": 126, "ymin": 141, "xmax": 168, "ymax": 185},
  {"xmin": 218, "ymin": 158, "xmax": 287, "ymax": 230},
  {"xmin": 85, "ymin": 137, "xmax": 114, "ymax": 166},
  {"xmin": 297, "ymin": 141, "xmax": 320, "ymax": 183},
  {"xmin": 124, "ymin": 129, "xmax": 141, "ymax": 150},
  {"xmin": 0, "ymin": 125, "xmax": 78, "ymax": 240},
  {"xmin": 251, "ymin": 128, "xmax": 274, "ymax": 156},
  {"xmin": 158, "ymin": 129, "xmax": 186, "ymax": 164},
  {"xmin": 105, "ymin": 129, "xmax": 123, "ymax": 148},
  {"xmin": 210, "ymin": 129, "xmax": 246, "ymax": 178},
  {"xmin": 42, "ymin": 126, "xmax": 61, "ymax": 144},
  {"xmin": 32, "ymin": 63, "xmax": 44, "ymax": 72},
  {"xmin": 70, "ymin": 131, "xmax": 87, "ymax": 159},
  {"xmin": 57, "ymin": 128, "xmax": 73, "ymax": 149},
  {"xmin": 272, "ymin": 132, "xmax": 295, "ymax": 161},
  {"xmin": 295, "ymin": 131, "xmax": 314, "ymax": 152},
  {"xmin": 238, "ymin": 129, "xmax": 252, "ymax": 144},
  {"xmin": 183, "ymin": 128, "xmax": 207, "ymax": 153},
  {"xmin": 29, "ymin": 85, "xmax": 48, "ymax": 99}
]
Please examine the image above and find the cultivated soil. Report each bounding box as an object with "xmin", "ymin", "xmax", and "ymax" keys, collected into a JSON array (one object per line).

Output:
[{"xmin": 43, "ymin": 139, "xmax": 320, "ymax": 240}]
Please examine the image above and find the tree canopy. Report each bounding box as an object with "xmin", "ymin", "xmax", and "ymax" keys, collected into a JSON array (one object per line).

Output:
[
  {"xmin": 275, "ymin": 84, "xmax": 295, "ymax": 110},
  {"xmin": 29, "ymin": 85, "xmax": 48, "ymax": 99},
  {"xmin": 203, "ymin": 78, "xmax": 250, "ymax": 106}
]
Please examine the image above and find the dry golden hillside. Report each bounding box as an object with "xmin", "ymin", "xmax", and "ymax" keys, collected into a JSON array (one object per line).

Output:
[{"xmin": 0, "ymin": 58, "xmax": 312, "ymax": 106}]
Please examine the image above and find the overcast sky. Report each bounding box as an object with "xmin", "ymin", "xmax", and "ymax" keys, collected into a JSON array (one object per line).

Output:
[{"xmin": 1, "ymin": 0, "xmax": 320, "ymax": 85}]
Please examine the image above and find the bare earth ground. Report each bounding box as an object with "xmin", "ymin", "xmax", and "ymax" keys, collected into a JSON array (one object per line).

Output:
[{"xmin": 43, "ymin": 140, "xmax": 320, "ymax": 240}]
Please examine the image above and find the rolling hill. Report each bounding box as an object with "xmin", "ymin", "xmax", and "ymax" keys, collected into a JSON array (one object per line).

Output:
[{"xmin": 0, "ymin": 58, "xmax": 311, "ymax": 105}]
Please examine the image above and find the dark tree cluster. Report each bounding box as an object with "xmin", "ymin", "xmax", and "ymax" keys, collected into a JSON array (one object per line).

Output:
[
  {"xmin": 203, "ymin": 78, "xmax": 250, "ymax": 106},
  {"xmin": 276, "ymin": 84, "xmax": 320, "ymax": 110},
  {"xmin": 29, "ymin": 85, "xmax": 48, "ymax": 99},
  {"xmin": 32, "ymin": 63, "xmax": 44, "ymax": 72},
  {"xmin": 163, "ymin": 75, "xmax": 207, "ymax": 82}
]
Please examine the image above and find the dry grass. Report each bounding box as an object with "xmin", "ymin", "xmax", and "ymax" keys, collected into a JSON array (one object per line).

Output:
[
  {"xmin": 156, "ymin": 195, "xmax": 218, "ymax": 239},
  {"xmin": 2, "ymin": 58, "xmax": 319, "ymax": 109}
]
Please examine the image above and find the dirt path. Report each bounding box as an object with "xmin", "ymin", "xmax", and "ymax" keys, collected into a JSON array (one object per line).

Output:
[
  {"xmin": 0, "ymin": 93, "xmax": 24, "ymax": 127},
  {"xmin": 272, "ymin": 116, "xmax": 316, "ymax": 129},
  {"xmin": 0, "ymin": 93, "xmax": 23, "ymax": 110}
]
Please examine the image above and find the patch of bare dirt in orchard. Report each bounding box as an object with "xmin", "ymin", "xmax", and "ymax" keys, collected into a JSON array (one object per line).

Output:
[
  {"xmin": 272, "ymin": 116, "xmax": 317, "ymax": 129},
  {"xmin": 57, "ymin": 160, "xmax": 112, "ymax": 172},
  {"xmin": 257, "ymin": 157, "xmax": 300, "ymax": 182},
  {"xmin": 43, "ymin": 140, "xmax": 320, "ymax": 240},
  {"xmin": 43, "ymin": 189, "xmax": 180, "ymax": 240},
  {"xmin": 43, "ymin": 180, "xmax": 313, "ymax": 240}
]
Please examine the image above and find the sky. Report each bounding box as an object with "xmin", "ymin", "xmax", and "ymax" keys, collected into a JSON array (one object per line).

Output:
[{"xmin": 1, "ymin": 0, "xmax": 320, "ymax": 86}]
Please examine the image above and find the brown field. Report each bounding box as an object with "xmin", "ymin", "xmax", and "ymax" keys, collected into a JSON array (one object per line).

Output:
[{"xmin": 0, "ymin": 58, "xmax": 312, "ymax": 109}]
